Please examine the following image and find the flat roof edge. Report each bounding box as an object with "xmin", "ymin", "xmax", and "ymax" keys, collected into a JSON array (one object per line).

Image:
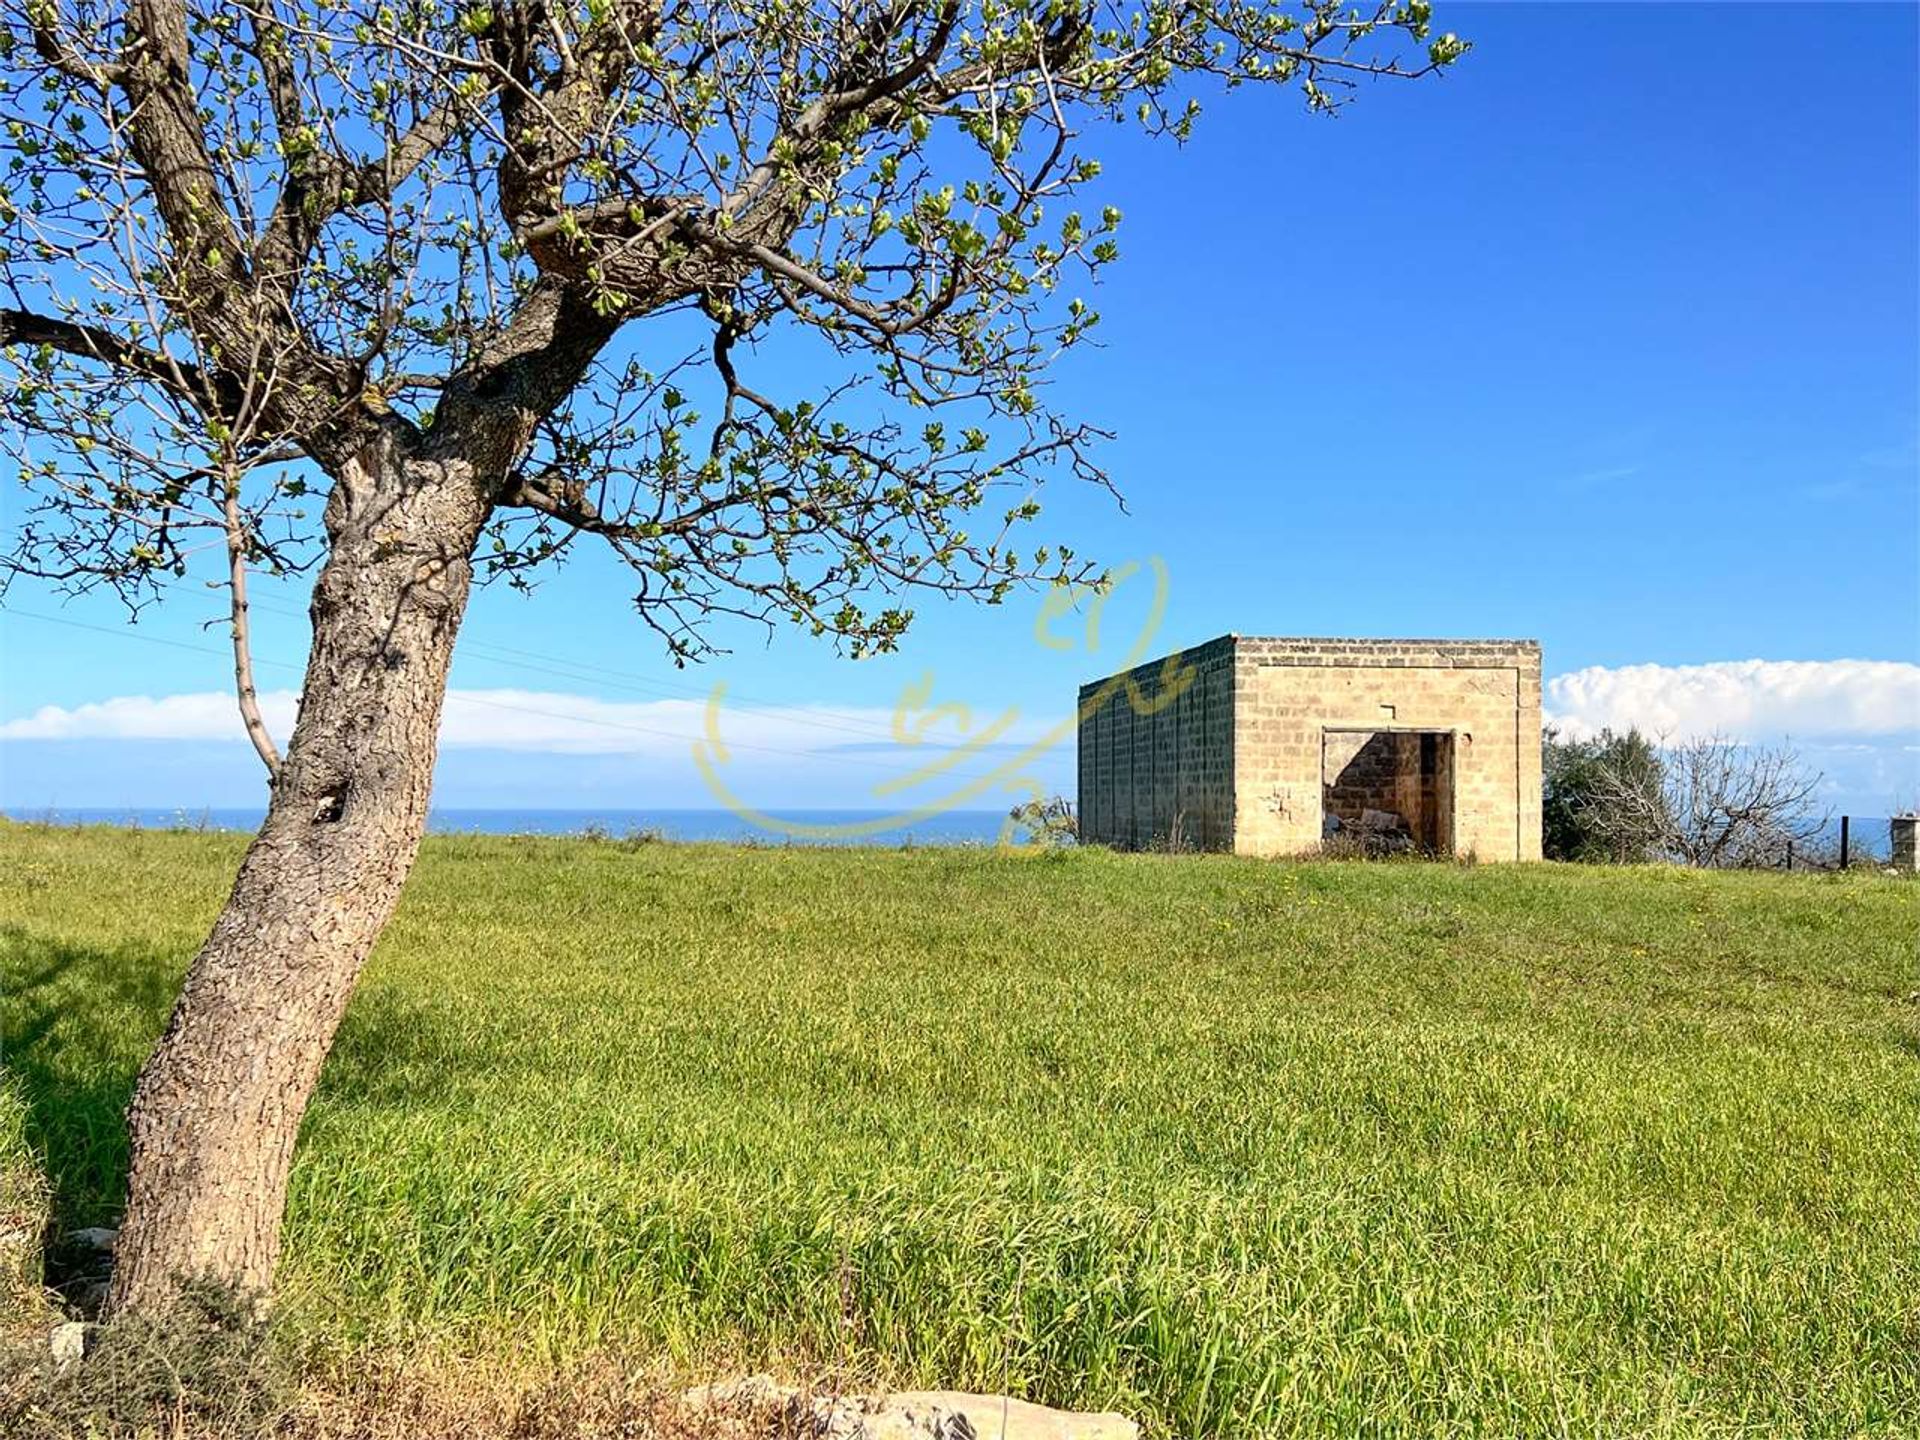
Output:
[
  {"xmin": 1233, "ymin": 636, "xmax": 1541, "ymax": 647},
  {"xmin": 1076, "ymin": 635, "xmax": 1540, "ymax": 693}
]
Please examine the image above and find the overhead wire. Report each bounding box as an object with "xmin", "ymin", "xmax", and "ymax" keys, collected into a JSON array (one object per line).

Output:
[{"xmin": 0, "ymin": 605, "xmax": 1058, "ymax": 791}]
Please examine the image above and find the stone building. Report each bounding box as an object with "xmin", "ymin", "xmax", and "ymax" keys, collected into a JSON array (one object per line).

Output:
[{"xmin": 1076, "ymin": 636, "xmax": 1543, "ymax": 860}]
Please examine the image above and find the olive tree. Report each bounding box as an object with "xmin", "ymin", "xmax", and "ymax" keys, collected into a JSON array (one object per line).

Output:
[
  {"xmin": 0, "ymin": 0, "xmax": 1464, "ymax": 1317},
  {"xmin": 1542, "ymin": 726, "xmax": 1666, "ymax": 863}
]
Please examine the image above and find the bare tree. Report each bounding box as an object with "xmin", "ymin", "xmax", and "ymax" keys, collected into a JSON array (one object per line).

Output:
[
  {"xmin": 0, "ymin": 0, "xmax": 1466, "ymax": 1317},
  {"xmin": 1657, "ymin": 735, "xmax": 1827, "ymax": 869},
  {"xmin": 1586, "ymin": 733, "xmax": 1827, "ymax": 869}
]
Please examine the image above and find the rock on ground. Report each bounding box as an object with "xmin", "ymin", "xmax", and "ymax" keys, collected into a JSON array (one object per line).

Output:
[
  {"xmin": 48, "ymin": 1321, "xmax": 85, "ymax": 1371},
  {"xmin": 684, "ymin": 1377, "xmax": 1138, "ymax": 1440}
]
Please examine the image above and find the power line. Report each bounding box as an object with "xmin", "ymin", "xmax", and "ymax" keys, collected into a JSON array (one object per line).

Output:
[
  {"xmin": 109, "ymin": 571, "xmax": 947, "ymax": 749},
  {"xmin": 454, "ymin": 644, "xmax": 921, "ymax": 748},
  {"xmin": 0, "ymin": 606, "xmax": 1057, "ymax": 790}
]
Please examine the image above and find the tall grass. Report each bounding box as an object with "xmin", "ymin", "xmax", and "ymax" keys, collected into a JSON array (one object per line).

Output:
[{"xmin": 3, "ymin": 824, "xmax": 1915, "ymax": 1436}]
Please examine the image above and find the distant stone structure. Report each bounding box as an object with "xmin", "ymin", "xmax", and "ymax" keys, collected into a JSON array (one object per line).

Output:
[
  {"xmin": 1076, "ymin": 636, "xmax": 1543, "ymax": 860},
  {"xmin": 1892, "ymin": 816, "xmax": 1918, "ymax": 873}
]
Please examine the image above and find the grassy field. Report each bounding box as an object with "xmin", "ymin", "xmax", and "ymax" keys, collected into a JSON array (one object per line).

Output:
[{"xmin": 2, "ymin": 822, "xmax": 1915, "ymax": 1437}]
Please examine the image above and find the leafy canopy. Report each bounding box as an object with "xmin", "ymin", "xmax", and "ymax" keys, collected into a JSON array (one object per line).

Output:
[{"xmin": 2, "ymin": 1, "xmax": 1464, "ymax": 658}]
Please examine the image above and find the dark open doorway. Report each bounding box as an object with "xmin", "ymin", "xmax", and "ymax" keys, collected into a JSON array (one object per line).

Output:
[{"xmin": 1320, "ymin": 728, "xmax": 1456, "ymax": 855}]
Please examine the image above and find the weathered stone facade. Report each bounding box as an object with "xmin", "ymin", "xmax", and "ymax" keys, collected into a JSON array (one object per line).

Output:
[
  {"xmin": 1075, "ymin": 636, "xmax": 1237, "ymax": 852},
  {"xmin": 1077, "ymin": 636, "xmax": 1543, "ymax": 861}
]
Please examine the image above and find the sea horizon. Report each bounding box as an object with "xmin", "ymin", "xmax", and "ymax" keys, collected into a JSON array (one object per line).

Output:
[{"xmin": 3, "ymin": 805, "xmax": 1019, "ymax": 846}]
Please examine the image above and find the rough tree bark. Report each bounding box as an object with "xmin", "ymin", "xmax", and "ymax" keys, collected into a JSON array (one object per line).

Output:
[
  {"xmin": 106, "ymin": 429, "xmax": 492, "ymax": 1314},
  {"xmin": 2, "ymin": 0, "xmax": 1460, "ymax": 1324}
]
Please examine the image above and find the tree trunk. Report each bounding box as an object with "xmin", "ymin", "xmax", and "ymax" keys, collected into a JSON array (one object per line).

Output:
[{"xmin": 106, "ymin": 435, "xmax": 491, "ymax": 1318}]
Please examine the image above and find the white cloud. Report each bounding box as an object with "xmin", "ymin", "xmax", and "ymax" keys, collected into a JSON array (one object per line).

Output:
[
  {"xmin": 0, "ymin": 691, "xmax": 303, "ymax": 745},
  {"xmin": 0, "ymin": 687, "xmax": 1064, "ymax": 759},
  {"xmin": 1546, "ymin": 659, "xmax": 1920, "ymax": 742},
  {"xmin": 14, "ymin": 660, "xmax": 1914, "ymax": 763}
]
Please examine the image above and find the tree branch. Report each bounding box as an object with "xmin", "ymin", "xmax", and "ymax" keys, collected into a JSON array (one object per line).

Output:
[
  {"xmin": 24, "ymin": 0, "xmax": 123, "ymax": 86},
  {"xmin": 0, "ymin": 306, "xmax": 213, "ymax": 400},
  {"xmin": 222, "ymin": 469, "xmax": 282, "ymax": 781},
  {"xmin": 244, "ymin": 3, "xmax": 307, "ymax": 145},
  {"xmin": 498, "ymin": 468, "xmax": 794, "ymax": 540},
  {"xmin": 346, "ymin": 97, "xmax": 471, "ymax": 211}
]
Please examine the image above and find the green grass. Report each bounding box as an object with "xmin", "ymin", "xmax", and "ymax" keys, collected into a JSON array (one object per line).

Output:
[{"xmin": 3, "ymin": 822, "xmax": 1915, "ymax": 1437}]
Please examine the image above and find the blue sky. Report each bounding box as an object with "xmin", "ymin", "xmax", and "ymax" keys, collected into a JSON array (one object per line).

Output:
[{"xmin": 4, "ymin": 2, "xmax": 1917, "ymax": 816}]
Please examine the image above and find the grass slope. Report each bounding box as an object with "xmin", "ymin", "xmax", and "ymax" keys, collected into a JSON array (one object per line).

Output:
[{"xmin": 2, "ymin": 823, "xmax": 1915, "ymax": 1436}]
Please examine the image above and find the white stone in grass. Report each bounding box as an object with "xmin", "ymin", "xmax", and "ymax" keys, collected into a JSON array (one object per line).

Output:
[
  {"xmin": 49, "ymin": 1321, "xmax": 86, "ymax": 1371},
  {"xmin": 823, "ymin": 1391, "xmax": 1139, "ymax": 1440},
  {"xmin": 68, "ymin": 1226, "xmax": 118, "ymax": 1252},
  {"xmin": 685, "ymin": 1377, "xmax": 1138, "ymax": 1440}
]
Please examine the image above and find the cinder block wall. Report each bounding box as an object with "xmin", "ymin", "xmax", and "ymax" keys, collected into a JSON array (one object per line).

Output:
[
  {"xmin": 1233, "ymin": 638, "xmax": 1542, "ymax": 861},
  {"xmin": 1322, "ymin": 732, "xmax": 1407, "ymax": 819},
  {"xmin": 1076, "ymin": 636, "xmax": 1235, "ymax": 850},
  {"xmin": 1076, "ymin": 636, "xmax": 1542, "ymax": 860}
]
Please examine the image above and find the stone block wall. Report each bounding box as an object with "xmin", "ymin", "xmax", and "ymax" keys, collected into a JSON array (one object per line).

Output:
[
  {"xmin": 1077, "ymin": 635, "xmax": 1543, "ymax": 860},
  {"xmin": 1076, "ymin": 636, "xmax": 1235, "ymax": 850},
  {"xmin": 1234, "ymin": 637, "xmax": 1541, "ymax": 861},
  {"xmin": 1323, "ymin": 730, "xmax": 1454, "ymax": 852},
  {"xmin": 1322, "ymin": 731, "xmax": 1406, "ymax": 819}
]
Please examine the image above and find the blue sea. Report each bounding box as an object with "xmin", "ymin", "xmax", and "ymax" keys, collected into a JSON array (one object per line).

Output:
[{"xmin": 3, "ymin": 806, "xmax": 1015, "ymax": 846}]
